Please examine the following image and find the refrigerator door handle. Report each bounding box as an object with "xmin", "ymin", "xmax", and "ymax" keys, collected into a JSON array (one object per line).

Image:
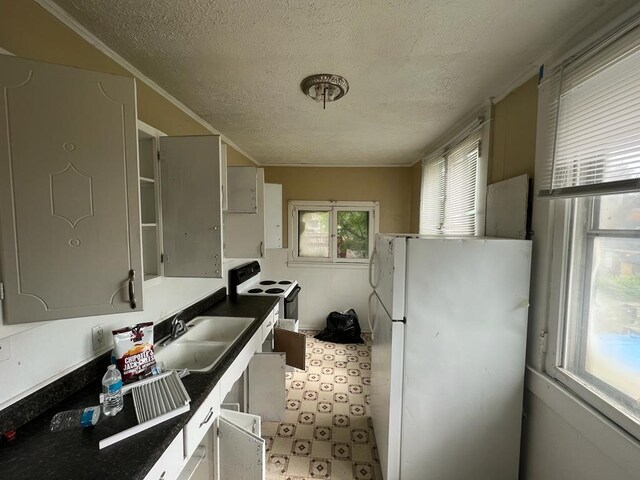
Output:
[
  {"xmin": 367, "ymin": 292, "xmax": 376, "ymax": 339},
  {"xmin": 368, "ymin": 247, "xmax": 378, "ymax": 289}
]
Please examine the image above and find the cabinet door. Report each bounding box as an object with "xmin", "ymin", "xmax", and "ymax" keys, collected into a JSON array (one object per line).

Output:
[
  {"xmin": 274, "ymin": 328, "xmax": 307, "ymax": 370},
  {"xmin": 160, "ymin": 135, "xmax": 222, "ymax": 277},
  {"xmin": 247, "ymin": 352, "xmax": 285, "ymax": 422},
  {"xmin": 0, "ymin": 55, "xmax": 142, "ymax": 324},
  {"xmin": 220, "ymin": 144, "xmax": 228, "ymax": 211},
  {"xmin": 217, "ymin": 412, "xmax": 265, "ymax": 480},
  {"xmin": 264, "ymin": 183, "xmax": 282, "ymax": 249},
  {"xmin": 226, "ymin": 166, "xmax": 256, "ymax": 213},
  {"xmin": 223, "ymin": 169, "xmax": 265, "ymax": 258}
]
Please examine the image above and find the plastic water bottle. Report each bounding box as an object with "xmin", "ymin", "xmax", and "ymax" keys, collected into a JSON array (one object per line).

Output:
[
  {"xmin": 50, "ymin": 406, "xmax": 100, "ymax": 432},
  {"xmin": 102, "ymin": 364, "xmax": 123, "ymax": 416}
]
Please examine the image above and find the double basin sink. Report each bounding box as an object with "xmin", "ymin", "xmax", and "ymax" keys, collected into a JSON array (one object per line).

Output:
[{"xmin": 154, "ymin": 316, "xmax": 254, "ymax": 373}]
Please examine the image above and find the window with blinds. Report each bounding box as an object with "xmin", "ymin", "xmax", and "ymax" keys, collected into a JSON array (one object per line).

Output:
[
  {"xmin": 539, "ymin": 22, "xmax": 640, "ymax": 198},
  {"xmin": 419, "ymin": 135, "xmax": 480, "ymax": 235}
]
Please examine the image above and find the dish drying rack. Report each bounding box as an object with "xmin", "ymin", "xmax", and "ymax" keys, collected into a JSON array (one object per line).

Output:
[{"xmin": 99, "ymin": 370, "xmax": 190, "ymax": 449}]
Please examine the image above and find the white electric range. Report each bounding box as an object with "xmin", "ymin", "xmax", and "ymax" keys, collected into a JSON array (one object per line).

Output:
[{"xmin": 228, "ymin": 261, "xmax": 300, "ymax": 330}]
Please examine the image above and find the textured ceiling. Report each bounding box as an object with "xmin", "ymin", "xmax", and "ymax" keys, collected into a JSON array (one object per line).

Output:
[{"xmin": 54, "ymin": 0, "xmax": 632, "ymax": 166}]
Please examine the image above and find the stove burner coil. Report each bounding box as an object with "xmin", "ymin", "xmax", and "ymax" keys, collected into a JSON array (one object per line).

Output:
[
  {"xmin": 266, "ymin": 288, "xmax": 285, "ymax": 294},
  {"xmin": 278, "ymin": 280, "xmax": 292, "ymax": 285},
  {"xmin": 248, "ymin": 288, "xmax": 264, "ymax": 293},
  {"xmin": 260, "ymin": 280, "xmax": 277, "ymax": 285}
]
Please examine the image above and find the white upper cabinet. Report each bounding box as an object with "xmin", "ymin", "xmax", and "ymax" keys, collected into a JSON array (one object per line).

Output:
[
  {"xmin": 224, "ymin": 168, "xmax": 265, "ymax": 258},
  {"xmin": 220, "ymin": 143, "xmax": 228, "ymax": 211},
  {"xmin": 160, "ymin": 135, "xmax": 223, "ymax": 277},
  {"xmin": 0, "ymin": 55, "xmax": 143, "ymax": 324},
  {"xmin": 264, "ymin": 183, "xmax": 282, "ymax": 249},
  {"xmin": 227, "ymin": 166, "xmax": 257, "ymax": 213}
]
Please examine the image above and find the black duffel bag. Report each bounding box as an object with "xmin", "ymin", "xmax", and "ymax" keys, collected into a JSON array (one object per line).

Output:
[{"xmin": 315, "ymin": 309, "xmax": 364, "ymax": 344}]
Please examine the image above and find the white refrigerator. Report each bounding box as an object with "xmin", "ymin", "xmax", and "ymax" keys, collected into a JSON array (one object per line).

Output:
[{"xmin": 368, "ymin": 235, "xmax": 532, "ymax": 480}]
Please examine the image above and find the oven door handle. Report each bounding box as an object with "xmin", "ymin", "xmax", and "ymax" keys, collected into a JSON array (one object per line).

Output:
[{"xmin": 286, "ymin": 285, "xmax": 301, "ymax": 302}]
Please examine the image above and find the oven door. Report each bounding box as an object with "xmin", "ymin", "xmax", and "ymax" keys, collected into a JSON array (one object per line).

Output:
[{"xmin": 284, "ymin": 285, "xmax": 301, "ymax": 320}]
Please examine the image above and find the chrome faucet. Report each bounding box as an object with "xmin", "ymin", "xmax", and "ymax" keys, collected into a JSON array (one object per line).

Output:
[{"xmin": 162, "ymin": 311, "xmax": 187, "ymax": 346}]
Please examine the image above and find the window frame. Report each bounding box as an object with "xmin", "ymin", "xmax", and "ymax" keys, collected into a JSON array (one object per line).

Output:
[
  {"xmin": 545, "ymin": 197, "xmax": 640, "ymax": 441},
  {"xmin": 418, "ymin": 121, "xmax": 489, "ymax": 237},
  {"xmin": 536, "ymin": 13, "xmax": 640, "ymax": 441},
  {"xmin": 288, "ymin": 200, "xmax": 379, "ymax": 265}
]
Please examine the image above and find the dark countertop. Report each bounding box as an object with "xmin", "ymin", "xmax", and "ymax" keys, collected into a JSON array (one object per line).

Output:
[{"xmin": 0, "ymin": 294, "xmax": 279, "ymax": 480}]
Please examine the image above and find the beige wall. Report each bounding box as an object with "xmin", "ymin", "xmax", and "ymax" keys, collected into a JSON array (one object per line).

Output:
[
  {"xmin": 409, "ymin": 162, "xmax": 422, "ymax": 233},
  {"xmin": 488, "ymin": 75, "xmax": 538, "ymax": 184},
  {"xmin": 0, "ymin": 0, "xmax": 253, "ymax": 163},
  {"xmin": 264, "ymin": 167, "xmax": 413, "ymax": 247}
]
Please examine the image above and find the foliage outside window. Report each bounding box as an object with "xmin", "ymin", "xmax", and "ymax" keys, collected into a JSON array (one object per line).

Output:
[{"xmin": 290, "ymin": 201, "xmax": 378, "ymax": 264}]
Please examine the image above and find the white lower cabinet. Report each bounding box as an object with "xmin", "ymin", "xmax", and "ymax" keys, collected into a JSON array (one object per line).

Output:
[
  {"xmin": 184, "ymin": 384, "xmax": 221, "ymax": 459},
  {"xmin": 166, "ymin": 309, "xmax": 287, "ymax": 480},
  {"xmin": 247, "ymin": 353, "xmax": 286, "ymax": 422},
  {"xmin": 144, "ymin": 432, "xmax": 185, "ymax": 480},
  {"xmin": 216, "ymin": 409, "xmax": 265, "ymax": 479}
]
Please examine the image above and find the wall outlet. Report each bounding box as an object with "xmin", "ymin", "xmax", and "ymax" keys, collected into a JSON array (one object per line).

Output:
[
  {"xmin": 92, "ymin": 324, "xmax": 106, "ymax": 351},
  {"xmin": 0, "ymin": 337, "xmax": 11, "ymax": 362}
]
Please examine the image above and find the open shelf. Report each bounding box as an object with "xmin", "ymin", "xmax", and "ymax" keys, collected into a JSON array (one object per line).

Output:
[{"xmin": 138, "ymin": 127, "xmax": 162, "ymax": 282}]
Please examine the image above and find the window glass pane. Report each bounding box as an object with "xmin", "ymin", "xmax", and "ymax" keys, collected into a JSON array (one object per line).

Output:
[
  {"xmin": 596, "ymin": 192, "xmax": 640, "ymax": 230},
  {"xmin": 298, "ymin": 211, "xmax": 329, "ymax": 258},
  {"xmin": 337, "ymin": 211, "xmax": 369, "ymax": 259},
  {"xmin": 566, "ymin": 195, "xmax": 640, "ymax": 415},
  {"xmin": 583, "ymin": 237, "xmax": 640, "ymax": 401}
]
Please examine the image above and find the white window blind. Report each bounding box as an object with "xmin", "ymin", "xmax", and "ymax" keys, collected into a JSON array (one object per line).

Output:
[
  {"xmin": 539, "ymin": 21, "xmax": 640, "ymax": 198},
  {"xmin": 420, "ymin": 135, "xmax": 480, "ymax": 235}
]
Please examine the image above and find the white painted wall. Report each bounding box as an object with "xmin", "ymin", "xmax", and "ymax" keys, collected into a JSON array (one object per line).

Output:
[
  {"xmin": 0, "ymin": 259, "xmax": 249, "ymax": 410},
  {"xmin": 521, "ymin": 370, "xmax": 640, "ymax": 480},
  {"xmin": 262, "ymin": 249, "xmax": 372, "ymax": 332}
]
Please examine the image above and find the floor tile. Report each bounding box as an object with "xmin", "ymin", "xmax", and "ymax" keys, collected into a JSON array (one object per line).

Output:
[
  {"xmin": 262, "ymin": 331, "xmax": 381, "ymax": 480},
  {"xmin": 287, "ymin": 454, "xmax": 311, "ymax": 476}
]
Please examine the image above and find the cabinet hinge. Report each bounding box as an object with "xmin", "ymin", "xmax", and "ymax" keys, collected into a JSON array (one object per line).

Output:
[
  {"xmin": 0, "ymin": 282, "xmax": 4, "ymax": 301},
  {"xmin": 160, "ymin": 253, "xmax": 165, "ymax": 263},
  {"xmin": 157, "ymin": 150, "xmax": 161, "ymax": 162},
  {"xmin": 216, "ymin": 426, "xmax": 221, "ymax": 438}
]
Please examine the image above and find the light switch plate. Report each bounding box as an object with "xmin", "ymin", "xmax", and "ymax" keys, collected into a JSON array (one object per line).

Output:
[{"xmin": 0, "ymin": 337, "xmax": 11, "ymax": 362}]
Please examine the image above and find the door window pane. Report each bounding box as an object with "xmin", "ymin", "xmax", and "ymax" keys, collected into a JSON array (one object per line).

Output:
[
  {"xmin": 336, "ymin": 211, "xmax": 370, "ymax": 259},
  {"xmin": 298, "ymin": 211, "xmax": 329, "ymax": 258}
]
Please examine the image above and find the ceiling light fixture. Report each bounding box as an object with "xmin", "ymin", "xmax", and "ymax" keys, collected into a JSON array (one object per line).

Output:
[{"xmin": 301, "ymin": 74, "xmax": 349, "ymax": 109}]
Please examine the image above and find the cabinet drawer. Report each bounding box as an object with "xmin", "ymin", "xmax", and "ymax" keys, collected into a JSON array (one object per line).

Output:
[
  {"xmin": 261, "ymin": 312, "xmax": 275, "ymax": 342},
  {"xmin": 144, "ymin": 431, "xmax": 184, "ymax": 480},
  {"xmin": 183, "ymin": 384, "xmax": 220, "ymax": 459}
]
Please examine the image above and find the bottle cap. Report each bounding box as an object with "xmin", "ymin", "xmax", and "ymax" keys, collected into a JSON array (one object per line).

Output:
[{"xmin": 108, "ymin": 364, "xmax": 116, "ymax": 370}]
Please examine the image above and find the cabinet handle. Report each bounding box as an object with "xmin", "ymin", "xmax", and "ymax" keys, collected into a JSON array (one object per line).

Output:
[
  {"xmin": 128, "ymin": 269, "xmax": 137, "ymax": 309},
  {"xmin": 199, "ymin": 407, "xmax": 214, "ymax": 428},
  {"xmin": 159, "ymin": 471, "xmax": 166, "ymax": 479},
  {"xmin": 259, "ymin": 241, "xmax": 264, "ymax": 257}
]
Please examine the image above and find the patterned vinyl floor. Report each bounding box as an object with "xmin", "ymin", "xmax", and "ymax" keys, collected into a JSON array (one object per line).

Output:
[{"xmin": 262, "ymin": 331, "xmax": 382, "ymax": 480}]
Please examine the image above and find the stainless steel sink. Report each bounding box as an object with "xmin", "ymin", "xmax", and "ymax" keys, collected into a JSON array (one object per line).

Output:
[{"xmin": 154, "ymin": 316, "xmax": 255, "ymax": 373}]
